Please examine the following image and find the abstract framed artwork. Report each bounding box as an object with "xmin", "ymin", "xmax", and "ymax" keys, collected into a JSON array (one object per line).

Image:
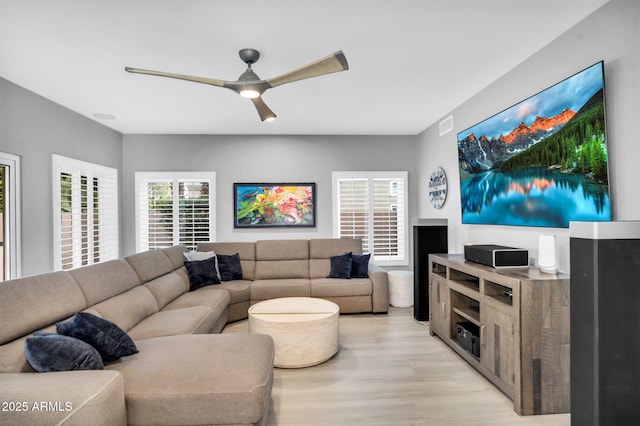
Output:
[{"xmin": 234, "ymin": 183, "xmax": 316, "ymax": 228}]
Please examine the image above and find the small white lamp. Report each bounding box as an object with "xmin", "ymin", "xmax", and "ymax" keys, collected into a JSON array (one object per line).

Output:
[{"xmin": 538, "ymin": 234, "xmax": 558, "ymax": 274}]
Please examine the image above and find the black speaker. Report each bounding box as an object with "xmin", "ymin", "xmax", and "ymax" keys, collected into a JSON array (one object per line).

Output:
[
  {"xmin": 412, "ymin": 218, "xmax": 448, "ymax": 321},
  {"xmin": 570, "ymin": 221, "xmax": 640, "ymax": 426}
]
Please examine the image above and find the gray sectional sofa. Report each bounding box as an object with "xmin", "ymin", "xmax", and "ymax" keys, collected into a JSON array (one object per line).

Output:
[{"xmin": 0, "ymin": 238, "xmax": 388, "ymax": 425}]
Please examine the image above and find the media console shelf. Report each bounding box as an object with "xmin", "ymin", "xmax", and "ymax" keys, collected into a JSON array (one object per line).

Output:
[{"xmin": 428, "ymin": 254, "xmax": 570, "ymax": 415}]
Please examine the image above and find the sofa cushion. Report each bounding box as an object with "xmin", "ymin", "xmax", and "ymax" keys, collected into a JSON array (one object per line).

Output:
[
  {"xmin": 310, "ymin": 238, "xmax": 363, "ymax": 258},
  {"xmin": 163, "ymin": 287, "xmax": 230, "ymax": 323},
  {"xmin": 69, "ymin": 259, "xmax": 141, "ymax": 306},
  {"xmin": 351, "ymin": 253, "xmax": 371, "ymax": 278},
  {"xmin": 127, "ymin": 307, "xmax": 215, "ymax": 341},
  {"xmin": 125, "ymin": 249, "xmax": 177, "ymax": 283},
  {"xmin": 217, "ymin": 253, "xmax": 243, "ymax": 281},
  {"xmin": 106, "ymin": 334, "xmax": 274, "ymax": 426},
  {"xmin": 184, "ymin": 250, "xmax": 215, "ymax": 261},
  {"xmin": 255, "ymin": 239, "xmax": 310, "ymax": 280},
  {"xmin": 327, "ymin": 252, "xmax": 352, "ymax": 279},
  {"xmin": 90, "ymin": 286, "xmax": 158, "ymax": 333},
  {"xmin": 160, "ymin": 245, "xmax": 189, "ymax": 270},
  {"xmin": 309, "ymin": 238, "xmax": 363, "ymax": 278},
  {"xmin": 0, "ymin": 370, "xmax": 126, "ymax": 426},
  {"xmin": 0, "ymin": 272, "xmax": 86, "ymax": 345},
  {"xmin": 251, "ymin": 279, "xmax": 311, "ymax": 300},
  {"xmin": 57, "ymin": 312, "xmax": 138, "ymax": 362},
  {"xmin": 184, "ymin": 257, "xmax": 221, "ymax": 290},
  {"xmin": 143, "ymin": 271, "xmax": 189, "ymax": 311},
  {"xmin": 25, "ymin": 333, "xmax": 104, "ymax": 371},
  {"xmin": 311, "ymin": 277, "xmax": 373, "ymax": 298},
  {"xmin": 256, "ymin": 239, "xmax": 310, "ymax": 260},
  {"xmin": 218, "ymin": 280, "xmax": 252, "ymax": 305},
  {"xmin": 255, "ymin": 260, "xmax": 309, "ymax": 280},
  {"xmin": 198, "ymin": 242, "xmax": 256, "ymax": 280}
]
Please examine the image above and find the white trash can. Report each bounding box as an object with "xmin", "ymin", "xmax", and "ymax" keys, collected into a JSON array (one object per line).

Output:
[{"xmin": 388, "ymin": 270, "xmax": 414, "ymax": 307}]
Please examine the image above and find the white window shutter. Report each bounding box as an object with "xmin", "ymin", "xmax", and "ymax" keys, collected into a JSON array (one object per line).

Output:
[
  {"xmin": 333, "ymin": 171, "xmax": 408, "ymax": 266},
  {"xmin": 178, "ymin": 179, "xmax": 212, "ymax": 251},
  {"xmin": 135, "ymin": 172, "xmax": 216, "ymax": 252},
  {"xmin": 336, "ymin": 178, "xmax": 370, "ymax": 253},
  {"xmin": 144, "ymin": 179, "xmax": 174, "ymax": 251},
  {"xmin": 53, "ymin": 155, "xmax": 118, "ymax": 271}
]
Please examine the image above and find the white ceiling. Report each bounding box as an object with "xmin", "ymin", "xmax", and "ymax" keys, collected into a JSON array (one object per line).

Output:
[{"xmin": 0, "ymin": 0, "xmax": 609, "ymax": 136}]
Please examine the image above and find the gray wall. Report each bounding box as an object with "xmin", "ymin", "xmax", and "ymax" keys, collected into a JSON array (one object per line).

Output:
[
  {"xmin": 416, "ymin": 0, "xmax": 639, "ymax": 273},
  {"xmin": 0, "ymin": 78, "xmax": 122, "ymax": 276},
  {"xmin": 122, "ymin": 134, "xmax": 418, "ymax": 257}
]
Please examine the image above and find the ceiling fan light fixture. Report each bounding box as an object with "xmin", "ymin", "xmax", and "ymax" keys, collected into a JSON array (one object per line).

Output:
[
  {"xmin": 238, "ymin": 66, "xmax": 262, "ymax": 98},
  {"xmin": 240, "ymin": 88, "xmax": 261, "ymax": 99}
]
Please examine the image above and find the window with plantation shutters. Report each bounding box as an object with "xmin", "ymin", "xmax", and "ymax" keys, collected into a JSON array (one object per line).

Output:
[
  {"xmin": 135, "ymin": 172, "xmax": 215, "ymax": 252},
  {"xmin": 52, "ymin": 155, "xmax": 118, "ymax": 271},
  {"xmin": 333, "ymin": 171, "xmax": 408, "ymax": 266}
]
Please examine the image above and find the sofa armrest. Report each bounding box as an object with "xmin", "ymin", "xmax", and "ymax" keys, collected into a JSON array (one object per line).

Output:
[
  {"xmin": 0, "ymin": 370, "xmax": 126, "ymax": 426},
  {"xmin": 368, "ymin": 264, "xmax": 389, "ymax": 313}
]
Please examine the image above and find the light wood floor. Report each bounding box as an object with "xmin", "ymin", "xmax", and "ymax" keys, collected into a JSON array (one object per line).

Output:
[{"xmin": 223, "ymin": 307, "xmax": 571, "ymax": 426}]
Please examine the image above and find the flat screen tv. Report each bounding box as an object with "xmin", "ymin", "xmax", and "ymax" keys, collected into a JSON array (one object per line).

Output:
[{"xmin": 457, "ymin": 61, "xmax": 610, "ymax": 228}]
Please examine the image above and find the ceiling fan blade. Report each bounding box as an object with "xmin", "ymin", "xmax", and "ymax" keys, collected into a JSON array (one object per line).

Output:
[
  {"xmin": 250, "ymin": 97, "xmax": 277, "ymax": 122},
  {"xmin": 266, "ymin": 50, "xmax": 349, "ymax": 88},
  {"xmin": 125, "ymin": 67, "xmax": 226, "ymax": 87}
]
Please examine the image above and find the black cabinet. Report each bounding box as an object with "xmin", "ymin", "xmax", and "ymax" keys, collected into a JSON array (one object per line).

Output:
[
  {"xmin": 412, "ymin": 218, "xmax": 448, "ymax": 321},
  {"xmin": 570, "ymin": 221, "xmax": 640, "ymax": 426}
]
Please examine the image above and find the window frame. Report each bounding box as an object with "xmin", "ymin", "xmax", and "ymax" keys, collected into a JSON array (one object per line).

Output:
[
  {"xmin": 0, "ymin": 152, "xmax": 22, "ymax": 279},
  {"xmin": 52, "ymin": 154, "xmax": 119, "ymax": 271},
  {"xmin": 134, "ymin": 171, "xmax": 216, "ymax": 253},
  {"xmin": 332, "ymin": 171, "xmax": 409, "ymax": 266}
]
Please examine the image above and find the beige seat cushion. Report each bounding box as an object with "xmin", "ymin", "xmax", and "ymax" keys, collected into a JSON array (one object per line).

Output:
[
  {"xmin": 107, "ymin": 334, "xmax": 274, "ymax": 426},
  {"xmin": 251, "ymin": 278, "xmax": 311, "ymax": 300},
  {"xmin": 163, "ymin": 288, "xmax": 231, "ymax": 333},
  {"xmin": 0, "ymin": 370, "xmax": 126, "ymax": 426},
  {"xmin": 310, "ymin": 277, "xmax": 373, "ymax": 298},
  {"xmin": 127, "ymin": 307, "xmax": 214, "ymax": 341},
  {"xmin": 218, "ymin": 280, "xmax": 252, "ymax": 305},
  {"xmin": 164, "ymin": 287, "xmax": 230, "ymax": 315}
]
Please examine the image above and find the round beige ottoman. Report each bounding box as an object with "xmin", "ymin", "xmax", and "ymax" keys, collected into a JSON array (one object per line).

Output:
[{"xmin": 248, "ymin": 297, "xmax": 339, "ymax": 368}]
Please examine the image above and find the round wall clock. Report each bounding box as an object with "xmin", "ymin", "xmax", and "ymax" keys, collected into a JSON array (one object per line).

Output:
[{"xmin": 428, "ymin": 167, "xmax": 447, "ymax": 209}]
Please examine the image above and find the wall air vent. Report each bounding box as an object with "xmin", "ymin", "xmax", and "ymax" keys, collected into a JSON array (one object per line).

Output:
[{"xmin": 439, "ymin": 115, "xmax": 453, "ymax": 136}]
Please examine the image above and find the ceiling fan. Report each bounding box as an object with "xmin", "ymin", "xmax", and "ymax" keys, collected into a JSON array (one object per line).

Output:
[{"xmin": 125, "ymin": 49, "xmax": 349, "ymax": 122}]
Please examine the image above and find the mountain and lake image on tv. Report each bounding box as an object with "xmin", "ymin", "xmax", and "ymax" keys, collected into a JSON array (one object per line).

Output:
[{"xmin": 457, "ymin": 61, "xmax": 610, "ymax": 228}]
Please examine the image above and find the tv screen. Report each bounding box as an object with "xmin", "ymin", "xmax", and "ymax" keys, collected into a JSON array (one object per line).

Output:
[{"xmin": 457, "ymin": 61, "xmax": 610, "ymax": 228}]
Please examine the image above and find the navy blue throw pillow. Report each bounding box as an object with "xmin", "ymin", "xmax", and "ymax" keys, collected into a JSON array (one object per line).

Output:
[
  {"xmin": 351, "ymin": 253, "xmax": 371, "ymax": 278},
  {"xmin": 327, "ymin": 252, "xmax": 352, "ymax": 279},
  {"xmin": 217, "ymin": 253, "xmax": 243, "ymax": 281},
  {"xmin": 185, "ymin": 257, "xmax": 220, "ymax": 291},
  {"xmin": 25, "ymin": 333, "xmax": 104, "ymax": 372},
  {"xmin": 57, "ymin": 312, "xmax": 138, "ymax": 362}
]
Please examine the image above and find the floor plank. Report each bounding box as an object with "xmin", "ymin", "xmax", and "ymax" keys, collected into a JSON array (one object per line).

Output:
[{"xmin": 223, "ymin": 307, "xmax": 571, "ymax": 425}]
